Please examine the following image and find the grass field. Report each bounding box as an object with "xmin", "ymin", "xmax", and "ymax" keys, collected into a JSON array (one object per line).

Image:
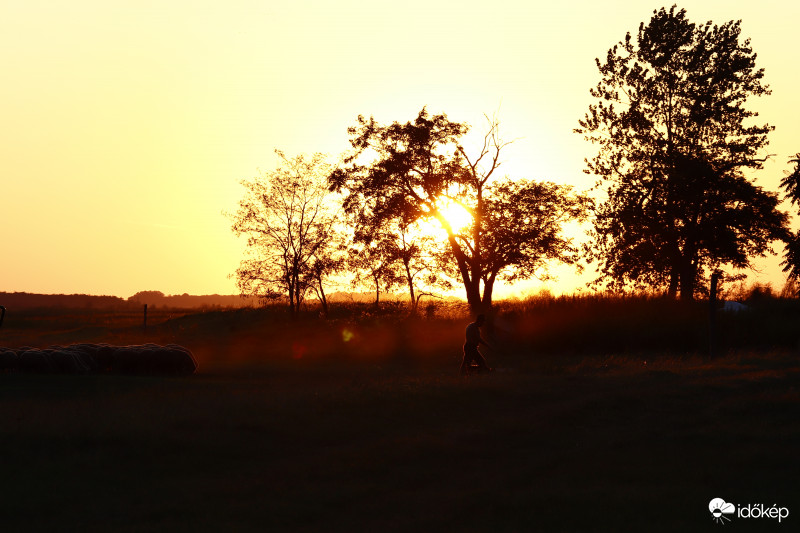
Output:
[{"xmin": 1, "ymin": 299, "xmax": 799, "ymax": 531}]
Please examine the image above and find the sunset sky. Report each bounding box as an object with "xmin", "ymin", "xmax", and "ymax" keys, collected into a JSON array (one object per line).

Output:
[{"xmin": 3, "ymin": 0, "xmax": 799, "ymax": 298}]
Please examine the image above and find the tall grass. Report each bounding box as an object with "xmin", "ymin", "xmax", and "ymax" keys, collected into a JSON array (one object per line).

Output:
[
  {"xmin": 3, "ymin": 291, "xmax": 799, "ymax": 368},
  {"xmin": 135, "ymin": 293, "xmax": 800, "ymax": 369},
  {"xmin": 497, "ymin": 291, "xmax": 800, "ymax": 356}
]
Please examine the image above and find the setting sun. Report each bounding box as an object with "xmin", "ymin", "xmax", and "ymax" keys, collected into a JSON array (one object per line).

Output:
[
  {"xmin": 438, "ymin": 200, "xmax": 474, "ymax": 233},
  {"xmin": 414, "ymin": 198, "xmax": 475, "ymax": 241}
]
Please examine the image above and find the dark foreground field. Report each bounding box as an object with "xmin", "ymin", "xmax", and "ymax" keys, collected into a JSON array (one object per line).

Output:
[
  {"xmin": 2, "ymin": 353, "xmax": 799, "ymax": 532},
  {"xmin": 2, "ymin": 299, "xmax": 799, "ymax": 531}
]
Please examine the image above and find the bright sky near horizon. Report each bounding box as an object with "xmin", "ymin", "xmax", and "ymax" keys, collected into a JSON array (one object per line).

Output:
[{"xmin": 3, "ymin": 1, "xmax": 800, "ymax": 299}]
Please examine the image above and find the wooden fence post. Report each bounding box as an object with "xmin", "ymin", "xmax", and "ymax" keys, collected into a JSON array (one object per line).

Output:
[{"xmin": 709, "ymin": 270, "xmax": 721, "ymax": 358}]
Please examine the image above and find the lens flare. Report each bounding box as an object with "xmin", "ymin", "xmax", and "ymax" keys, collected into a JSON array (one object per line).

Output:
[{"xmin": 341, "ymin": 328, "xmax": 354, "ymax": 342}]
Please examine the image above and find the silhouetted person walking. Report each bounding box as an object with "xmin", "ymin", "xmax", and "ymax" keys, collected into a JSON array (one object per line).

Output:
[{"xmin": 461, "ymin": 314, "xmax": 493, "ymax": 375}]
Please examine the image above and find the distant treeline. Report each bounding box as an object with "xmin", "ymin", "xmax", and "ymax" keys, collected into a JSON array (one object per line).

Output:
[
  {"xmin": 127, "ymin": 291, "xmax": 258, "ymax": 309},
  {"xmin": 0, "ymin": 290, "xmax": 461, "ymax": 312},
  {"xmin": 0, "ymin": 291, "xmax": 257, "ymax": 310}
]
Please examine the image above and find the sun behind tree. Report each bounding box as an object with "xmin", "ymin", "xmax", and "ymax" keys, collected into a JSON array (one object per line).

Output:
[
  {"xmin": 420, "ymin": 198, "xmax": 473, "ymax": 236},
  {"xmin": 331, "ymin": 108, "xmax": 590, "ymax": 313}
]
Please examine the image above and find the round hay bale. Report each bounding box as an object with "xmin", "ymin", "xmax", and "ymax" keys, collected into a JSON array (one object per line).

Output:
[
  {"xmin": 0, "ymin": 349, "xmax": 19, "ymax": 372},
  {"xmin": 93, "ymin": 344, "xmax": 115, "ymax": 372},
  {"xmin": 158, "ymin": 345, "xmax": 198, "ymax": 375},
  {"xmin": 111, "ymin": 346, "xmax": 148, "ymax": 374},
  {"xmin": 19, "ymin": 349, "xmax": 55, "ymax": 373}
]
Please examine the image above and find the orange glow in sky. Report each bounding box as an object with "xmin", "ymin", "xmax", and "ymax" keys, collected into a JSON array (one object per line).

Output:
[{"xmin": 3, "ymin": 1, "xmax": 799, "ymax": 298}]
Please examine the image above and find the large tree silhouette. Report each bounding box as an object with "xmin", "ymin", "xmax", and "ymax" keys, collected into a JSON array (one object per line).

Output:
[
  {"xmin": 577, "ymin": 6, "xmax": 788, "ymax": 299},
  {"xmin": 230, "ymin": 151, "xmax": 341, "ymax": 316},
  {"xmin": 781, "ymin": 154, "xmax": 800, "ymax": 291},
  {"xmin": 330, "ymin": 108, "xmax": 588, "ymax": 313}
]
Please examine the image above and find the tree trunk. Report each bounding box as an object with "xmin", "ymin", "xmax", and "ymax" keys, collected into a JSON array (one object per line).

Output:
[
  {"xmin": 668, "ymin": 268, "xmax": 679, "ymax": 297},
  {"xmin": 288, "ymin": 263, "xmax": 302, "ymax": 317},
  {"xmin": 481, "ymin": 273, "xmax": 497, "ymax": 311},
  {"xmin": 403, "ymin": 259, "xmax": 416, "ymax": 312},
  {"xmin": 452, "ymin": 249, "xmax": 482, "ymax": 314},
  {"xmin": 443, "ymin": 227, "xmax": 482, "ymax": 315},
  {"xmin": 709, "ymin": 270, "xmax": 721, "ymax": 358},
  {"xmin": 316, "ymin": 275, "xmax": 328, "ymax": 318},
  {"xmin": 436, "ymin": 221, "xmax": 483, "ymax": 315},
  {"xmin": 465, "ymin": 278, "xmax": 483, "ymax": 316},
  {"xmin": 679, "ymin": 259, "xmax": 696, "ymax": 301},
  {"xmin": 288, "ymin": 283, "xmax": 296, "ymax": 317}
]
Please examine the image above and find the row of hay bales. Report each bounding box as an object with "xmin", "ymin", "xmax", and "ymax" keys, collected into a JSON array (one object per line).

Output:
[{"xmin": 0, "ymin": 343, "xmax": 197, "ymax": 376}]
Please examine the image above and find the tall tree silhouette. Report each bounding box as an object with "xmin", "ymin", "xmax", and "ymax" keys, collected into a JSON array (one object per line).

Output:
[
  {"xmin": 577, "ymin": 6, "xmax": 788, "ymax": 299},
  {"xmin": 230, "ymin": 151, "xmax": 341, "ymax": 316},
  {"xmin": 331, "ymin": 108, "xmax": 588, "ymax": 313},
  {"xmin": 781, "ymin": 154, "xmax": 800, "ymax": 291}
]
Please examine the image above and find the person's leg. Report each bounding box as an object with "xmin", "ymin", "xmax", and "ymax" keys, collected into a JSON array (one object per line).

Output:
[
  {"xmin": 461, "ymin": 345, "xmax": 476, "ymax": 375},
  {"xmin": 473, "ymin": 349, "xmax": 491, "ymax": 371}
]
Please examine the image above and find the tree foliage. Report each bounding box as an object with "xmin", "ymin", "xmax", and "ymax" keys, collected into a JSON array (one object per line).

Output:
[
  {"xmin": 229, "ymin": 151, "xmax": 341, "ymax": 316},
  {"xmin": 349, "ymin": 214, "xmax": 453, "ymax": 311},
  {"xmin": 577, "ymin": 6, "xmax": 788, "ymax": 299},
  {"xmin": 346, "ymin": 229, "xmax": 404, "ymax": 305},
  {"xmin": 482, "ymin": 179, "xmax": 590, "ymax": 287},
  {"xmin": 781, "ymin": 154, "xmax": 800, "ymax": 290}
]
